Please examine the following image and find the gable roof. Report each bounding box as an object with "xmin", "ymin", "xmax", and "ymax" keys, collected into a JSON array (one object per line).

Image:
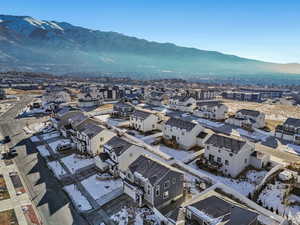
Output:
[
  {"xmin": 237, "ymin": 109, "xmax": 260, "ymax": 117},
  {"xmin": 105, "ymin": 136, "xmax": 133, "ymax": 156},
  {"xmin": 129, "ymin": 155, "xmax": 182, "ymax": 185},
  {"xmin": 189, "ymin": 196, "xmax": 259, "ymax": 225},
  {"xmin": 132, "ymin": 110, "xmax": 152, "ymax": 120},
  {"xmin": 205, "ymin": 134, "xmax": 247, "ymax": 154},
  {"xmin": 165, "ymin": 117, "xmax": 197, "ymax": 131},
  {"xmin": 81, "ymin": 123, "xmax": 105, "ymax": 138},
  {"xmin": 284, "ymin": 117, "xmax": 300, "ymax": 127}
]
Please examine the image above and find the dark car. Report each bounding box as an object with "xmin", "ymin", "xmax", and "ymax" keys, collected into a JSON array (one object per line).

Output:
[{"xmin": 3, "ymin": 136, "xmax": 11, "ymax": 143}]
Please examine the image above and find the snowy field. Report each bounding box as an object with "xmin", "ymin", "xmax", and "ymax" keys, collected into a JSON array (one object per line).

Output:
[
  {"xmin": 81, "ymin": 174, "xmax": 122, "ymax": 201},
  {"xmin": 155, "ymin": 144, "xmax": 192, "ymax": 161},
  {"xmin": 286, "ymin": 144, "xmax": 300, "ymax": 155},
  {"xmin": 94, "ymin": 114, "xmax": 128, "ymax": 127},
  {"xmin": 196, "ymin": 118, "xmax": 224, "ymax": 128},
  {"xmin": 61, "ymin": 154, "xmax": 95, "ymax": 173},
  {"xmin": 36, "ymin": 145, "xmax": 50, "ymax": 157},
  {"xmin": 258, "ymin": 181, "xmax": 300, "ymax": 224},
  {"xmin": 40, "ymin": 131, "xmax": 60, "ymax": 140},
  {"xmin": 30, "ymin": 136, "xmax": 40, "ymax": 142},
  {"xmin": 235, "ymin": 128, "xmax": 270, "ymax": 142},
  {"xmin": 188, "ymin": 160, "xmax": 267, "ymax": 196},
  {"xmin": 64, "ymin": 184, "xmax": 92, "ymax": 211},
  {"xmin": 47, "ymin": 139, "xmax": 71, "ymax": 153},
  {"xmin": 47, "ymin": 161, "xmax": 67, "ymax": 178}
]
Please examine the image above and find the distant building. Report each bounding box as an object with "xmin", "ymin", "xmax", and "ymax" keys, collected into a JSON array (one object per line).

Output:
[
  {"xmin": 240, "ymin": 88, "xmax": 285, "ymax": 99},
  {"xmin": 0, "ymin": 88, "xmax": 5, "ymax": 100},
  {"xmin": 275, "ymin": 118, "xmax": 300, "ymax": 145},
  {"xmin": 226, "ymin": 109, "xmax": 265, "ymax": 129},
  {"xmin": 129, "ymin": 110, "xmax": 159, "ymax": 133},
  {"xmin": 112, "ymin": 102, "xmax": 134, "ymax": 118},
  {"xmin": 194, "ymin": 101, "xmax": 228, "ymax": 120},
  {"xmin": 169, "ymin": 95, "xmax": 196, "ymax": 112},
  {"xmin": 222, "ymin": 91, "xmax": 261, "ymax": 102}
]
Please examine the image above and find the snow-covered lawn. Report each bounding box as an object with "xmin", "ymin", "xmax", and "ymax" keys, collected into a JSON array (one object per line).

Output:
[
  {"xmin": 81, "ymin": 174, "xmax": 122, "ymax": 201},
  {"xmin": 64, "ymin": 184, "xmax": 92, "ymax": 211},
  {"xmin": 47, "ymin": 139, "xmax": 71, "ymax": 153},
  {"xmin": 111, "ymin": 206, "xmax": 159, "ymax": 225},
  {"xmin": 155, "ymin": 144, "xmax": 192, "ymax": 161},
  {"xmin": 188, "ymin": 160, "xmax": 267, "ymax": 196},
  {"xmin": 286, "ymin": 144, "xmax": 300, "ymax": 155},
  {"xmin": 61, "ymin": 154, "xmax": 94, "ymax": 174},
  {"xmin": 40, "ymin": 131, "xmax": 60, "ymax": 140},
  {"xmin": 36, "ymin": 145, "xmax": 50, "ymax": 157},
  {"xmin": 196, "ymin": 118, "xmax": 224, "ymax": 128},
  {"xmin": 30, "ymin": 136, "xmax": 40, "ymax": 142},
  {"xmin": 235, "ymin": 128, "xmax": 269, "ymax": 142},
  {"xmin": 47, "ymin": 161, "xmax": 67, "ymax": 178},
  {"xmin": 94, "ymin": 114, "xmax": 128, "ymax": 127},
  {"xmin": 258, "ymin": 181, "xmax": 300, "ymax": 224}
]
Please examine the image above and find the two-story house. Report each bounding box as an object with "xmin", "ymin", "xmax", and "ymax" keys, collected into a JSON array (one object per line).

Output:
[
  {"xmin": 168, "ymin": 95, "xmax": 196, "ymax": 112},
  {"xmin": 112, "ymin": 102, "xmax": 134, "ymax": 118},
  {"xmin": 226, "ymin": 109, "xmax": 265, "ymax": 129},
  {"xmin": 204, "ymin": 134, "xmax": 268, "ymax": 178},
  {"xmin": 130, "ymin": 109, "xmax": 159, "ymax": 133},
  {"xmin": 193, "ymin": 101, "xmax": 228, "ymax": 120},
  {"xmin": 97, "ymin": 136, "xmax": 145, "ymax": 176},
  {"xmin": 146, "ymin": 91, "xmax": 169, "ymax": 106},
  {"xmin": 77, "ymin": 92, "xmax": 103, "ymax": 108},
  {"xmin": 163, "ymin": 117, "xmax": 204, "ymax": 149},
  {"xmin": 51, "ymin": 106, "xmax": 81, "ymax": 129},
  {"xmin": 123, "ymin": 155, "xmax": 184, "ymax": 208},
  {"xmin": 275, "ymin": 117, "xmax": 300, "ymax": 145},
  {"xmin": 74, "ymin": 118, "xmax": 116, "ymax": 156}
]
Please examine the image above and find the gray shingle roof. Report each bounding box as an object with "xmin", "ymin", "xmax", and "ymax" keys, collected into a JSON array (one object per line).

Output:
[
  {"xmin": 129, "ymin": 155, "xmax": 173, "ymax": 185},
  {"xmin": 237, "ymin": 109, "xmax": 260, "ymax": 117},
  {"xmin": 165, "ymin": 117, "xmax": 197, "ymax": 131},
  {"xmin": 82, "ymin": 123, "xmax": 104, "ymax": 138},
  {"xmin": 205, "ymin": 134, "xmax": 246, "ymax": 154},
  {"xmin": 105, "ymin": 136, "xmax": 133, "ymax": 156},
  {"xmin": 284, "ymin": 117, "xmax": 300, "ymax": 127},
  {"xmin": 132, "ymin": 110, "xmax": 152, "ymax": 120}
]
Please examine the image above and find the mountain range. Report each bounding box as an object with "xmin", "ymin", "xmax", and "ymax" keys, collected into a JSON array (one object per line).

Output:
[{"xmin": 0, "ymin": 15, "xmax": 300, "ymax": 79}]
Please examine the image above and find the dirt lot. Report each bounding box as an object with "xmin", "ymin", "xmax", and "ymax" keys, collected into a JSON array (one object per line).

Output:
[
  {"xmin": 0, "ymin": 174, "xmax": 10, "ymax": 201},
  {"xmin": 0, "ymin": 209, "xmax": 18, "ymax": 225},
  {"xmin": 5, "ymin": 88, "xmax": 44, "ymax": 95},
  {"xmin": 223, "ymin": 99, "xmax": 300, "ymax": 122}
]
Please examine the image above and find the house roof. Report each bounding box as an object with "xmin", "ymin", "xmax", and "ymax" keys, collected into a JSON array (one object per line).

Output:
[
  {"xmin": 69, "ymin": 113, "xmax": 88, "ymax": 127},
  {"xmin": 165, "ymin": 117, "xmax": 197, "ymax": 131},
  {"xmin": 237, "ymin": 109, "xmax": 260, "ymax": 117},
  {"xmin": 105, "ymin": 136, "xmax": 133, "ymax": 156},
  {"xmin": 284, "ymin": 117, "xmax": 300, "ymax": 127},
  {"xmin": 129, "ymin": 155, "xmax": 180, "ymax": 185},
  {"xmin": 132, "ymin": 110, "xmax": 152, "ymax": 120},
  {"xmin": 205, "ymin": 134, "xmax": 246, "ymax": 154},
  {"xmin": 82, "ymin": 123, "xmax": 104, "ymax": 138},
  {"xmin": 189, "ymin": 196, "xmax": 259, "ymax": 225}
]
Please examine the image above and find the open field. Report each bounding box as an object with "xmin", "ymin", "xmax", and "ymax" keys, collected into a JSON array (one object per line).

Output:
[{"xmin": 223, "ymin": 99, "xmax": 300, "ymax": 122}]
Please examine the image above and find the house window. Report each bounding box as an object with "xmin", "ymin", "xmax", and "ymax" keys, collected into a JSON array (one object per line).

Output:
[
  {"xmin": 225, "ymin": 160, "xmax": 229, "ymax": 165},
  {"xmin": 100, "ymin": 137, "xmax": 104, "ymax": 142},
  {"xmin": 207, "ymin": 146, "xmax": 210, "ymax": 150},
  {"xmin": 244, "ymin": 158, "xmax": 248, "ymax": 164},
  {"xmin": 229, "ymin": 153, "xmax": 233, "ymax": 157},
  {"xmin": 217, "ymin": 157, "xmax": 221, "ymax": 163},
  {"xmin": 181, "ymin": 131, "xmax": 185, "ymax": 136},
  {"xmin": 152, "ymin": 124, "xmax": 155, "ymax": 128},
  {"xmin": 164, "ymin": 180, "xmax": 170, "ymax": 189},
  {"xmin": 155, "ymin": 185, "xmax": 160, "ymax": 196},
  {"xmin": 172, "ymin": 178, "xmax": 176, "ymax": 184},
  {"xmin": 163, "ymin": 191, "xmax": 169, "ymax": 199}
]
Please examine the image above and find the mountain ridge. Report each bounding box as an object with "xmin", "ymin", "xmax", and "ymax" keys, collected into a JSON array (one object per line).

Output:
[{"xmin": 0, "ymin": 14, "xmax": 300, "ymax": 77}]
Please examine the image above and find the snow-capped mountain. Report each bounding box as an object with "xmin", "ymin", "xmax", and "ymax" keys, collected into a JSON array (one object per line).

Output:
[{"xmin": 0, "ymin": 14, "xmax": 299, "ymax": 77}]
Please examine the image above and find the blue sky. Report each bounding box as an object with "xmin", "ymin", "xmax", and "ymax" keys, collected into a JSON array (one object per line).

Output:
[{"xmin": 2, "ymin": 0, "xmax": 300, "ymax": 63}]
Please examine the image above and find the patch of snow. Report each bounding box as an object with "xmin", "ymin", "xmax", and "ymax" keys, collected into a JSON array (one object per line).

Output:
[
  {"xmin": 40, "ymin": 131, "xmax": 60, "ymax": 140},
  {"xmin": 30, "ymin": 136, "xmax": 40, "ymax": 142},
  {"xmin": 286, "ymin": 144, "xmax": 300, "ymax": 155},
  {"xmin": 36, "ymin": 145, "xmax": 50, "ymax": 157},
  {"xmin": 64, "ymin": 184, "xmax": 92, "ymax": 211},
  {"xmin": 196, "ymin": 118, "xmax": 223, "ymax": 128},
  {"xmin": 155, "ymin": 144, "xmax": 192, "ymax": 161},
  {"xmin": 47, "ymin": 139, "xmax": 71, "ymax": 153},
  {"xmin": 47, "ymin": 161, "xmax": 67, "ymax": 178},
  {"xmin": 61, "ymin": 154, "xmax": 94, "ymax": 174}
]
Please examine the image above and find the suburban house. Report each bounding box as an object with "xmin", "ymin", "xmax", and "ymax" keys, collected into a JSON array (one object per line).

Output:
[
  {"xmin": 193, "ymin": 101, "xmax": 228, "ymax": 120},
  {"xmin": 61, "ymin": 112, "xmax": 88, "ymax": 138},
  {"xmin": 123, "ymin": 155, "xmax": 184, "ymax": 208},
  {"xmin": 193, "ymin": 89, "xmax": 219, "ymax": 100},
  {"xmin": 73, "ymin": 118, "xmax": 116, "ymax": 156},
  {"xmin": 275, "ymin": 117, "xmax": 300, "ymax": 145},
  {"xmin": 168, "ymin": 95, "xmax": 196, "ymax": 112},
  {"xmin": 163, "ymin": 117, "xmax": 205, "ymax": 149},
  {"xmin": 51, "ymin": 107, "xmax": 81, "ymax": 129},
  {"xmin": 77, "ymin": 92, "xmax": 103, "ymax": 108},
  {"xmin": 129, "ymin": 109, "xmax": 160, "ymax": 133},
  {"xmin": 112, "ymin": 102, "xmax": 134, "ymax": 118},
  {"xmin": 146, "ymin": 91, "xmax": 169, "ymax": 106},
  {"xmin": 222, "ymin": 91, "xmax": 262, "ymax": 102},
  {"xmin": 42, "ymin": 87, "xmax": 71, "ymax": 105},
  {"xmin": 226, "ymin": 109, "xmax": 265, "ymax": 129},
  {"xmin": 204, "ymin": 134, "xmax": 269, "ymax": 178},
  {"xmin": 97, "ymin": 136, "xmax": 145, "ymax": 177}
]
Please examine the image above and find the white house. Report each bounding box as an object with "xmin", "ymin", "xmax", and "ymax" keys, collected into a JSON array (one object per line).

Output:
[
  {"xmin": 146, "ymin": 91, "xmax": 169, "ymax": 106},
  {"xmin": 204, "ymin": 134, "xmax": 268, "ymax": 178},
  {"xmin": 168, "ymin": 95, "xmax": 196, "ymax": 112},
  {"xmin": 130, "ymin": 110, "xmax": 159, "ymax": 133},
  {"xmin": 163, "ymin": 117, "xmax": 204, "ymax": 150},
  {"xmin": 77, "ymin": 92, "xmax": 103, "ymax": 108},
  {"xmin": 74, "ymin": 118, "xmax": 116, "ymax": 156},
  {"xmin": 226, "ymin": 109, "xmax": 265, "ymax": 129},
  {"xmin": 275, "ymin": 117, "xmax": 300, "ymax": 144},
  {"xmin": 42, "ymin": 88, "xmax": 71, "ymax": 105},
  {"xmin": 193, "ymin": 101, "xmax": 228, "ymax": 120}
]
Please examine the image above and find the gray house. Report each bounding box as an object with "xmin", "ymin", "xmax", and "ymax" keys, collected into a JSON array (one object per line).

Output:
[
  {"xmin": 112, "ymin": 102, "xmax": 134, "ymax": 118},
  {"xmin": 123, "ymin": 155, "xmax": 184, "ymax": 208}
]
